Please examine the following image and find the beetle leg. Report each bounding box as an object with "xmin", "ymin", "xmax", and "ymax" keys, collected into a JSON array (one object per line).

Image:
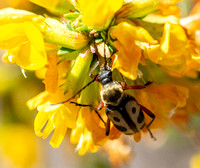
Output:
[
  {"xmin": 70, "ymin": 101, "xmax": 106, "ymax": 126},
  {"xmin": 119, "ymin": 72, "xmax": 127, "ymax": 87},
  {"xmin": 105, "ymin": 118, "xmax": 111, "ymax": 136},
  {"xmin": 97, "ymin": 101, "xmax": 105, "ymax": 110},
  {"xmin": 121, "ymin": 81, "xmax": 152, "ymax": 90},
  {"xmin": 139, "ymin": 104, "xmax": 156, "ymax": 140},
  {"xmin": 89, "ymin": 60, "xmax": 99, "ymax": 80},
  {"xmin": 123, "ymin": 85, "xmax": 146, "ymax": 90}
]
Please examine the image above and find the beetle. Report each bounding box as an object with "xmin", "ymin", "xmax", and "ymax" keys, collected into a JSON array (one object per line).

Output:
[
  {"xmin": 96, "ymin": 63, "xmax": 155, "ymax": 139},
  {"xmin": 63, "ymin": 61, "xmax": 156, "ymax": 140}
]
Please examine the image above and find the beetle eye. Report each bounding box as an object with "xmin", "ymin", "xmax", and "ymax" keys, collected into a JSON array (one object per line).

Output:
[{"xmin": 102, "ymin": 78, "xmax": 112, "ymax": 85}]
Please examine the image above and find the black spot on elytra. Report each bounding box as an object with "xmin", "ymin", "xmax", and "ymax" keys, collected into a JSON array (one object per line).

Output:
[
  {"xmin": 115, "ymin": 125, "xmax": 127, "ymax": 132},
  {"xmin": 113, "ymin": 117, "xmax": 120, "ymax": 122},
  {"xmin": 137, "ymin": 109, "xmax": 144, "ymax": 123},
  {"xmin": 132, "ymin": 107, "xmax": 136, "ymax": 114}
]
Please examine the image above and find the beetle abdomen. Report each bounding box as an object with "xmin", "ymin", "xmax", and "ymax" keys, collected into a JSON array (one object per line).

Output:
[{"xmin": 106, "ymin": 94, "xmax": 145, "ymax": 135}]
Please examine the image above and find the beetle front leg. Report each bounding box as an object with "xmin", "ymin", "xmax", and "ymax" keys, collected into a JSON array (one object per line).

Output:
[
  {"xmin": 121, "ymin": 81, "xmax": 152, "ymax": 90},
  {"xmin": 97, "ymin": 101, "xmax": 104, "ymax": 110},
  {"xmin": 70, "ymin": 102, "xmax": 106, "ymax": 126},
  {"xmin": 89, "ymin": 60, "xmax": 99, "ymax": 80}
]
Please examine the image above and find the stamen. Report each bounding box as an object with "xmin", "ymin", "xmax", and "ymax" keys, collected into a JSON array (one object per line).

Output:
[{"xmin": 21, "ymin": 68, "xmax": 27, "ymax": 78}]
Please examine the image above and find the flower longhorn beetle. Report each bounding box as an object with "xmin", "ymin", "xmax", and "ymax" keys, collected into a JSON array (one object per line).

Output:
[{"xmin": 52, "ymin": 50, "xmax": 156, "ymax": 140}]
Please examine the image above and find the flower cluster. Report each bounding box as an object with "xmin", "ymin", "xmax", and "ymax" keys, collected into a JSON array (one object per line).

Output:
[{"xmin": 1, "ymin": 0, "xmax": 200, "ymax": 159}]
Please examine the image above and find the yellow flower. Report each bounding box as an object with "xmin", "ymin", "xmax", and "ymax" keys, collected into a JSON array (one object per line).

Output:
[
  {"xmin": 43, "ymin": 53, "xmax": 58, "ymax": 93},
  {"xmin": 0, "ymin": 8, "xmax": 47, "ymax": 70},
  {"xmin": 135, "ymin": 83, "xmax": 189, "ymax": 132},
  {"xmin": 27, "ymin": 47, "xmax": 95, "ymax": 149},
  {"xmin": 30, "ymin": 0, "xmax": 60, "ymax": 11},
  {"xmin": 27, "ymin": 89, "xmax": 78, "ymax": 148},
  {"xmin": 0, "ymin": 8, "xmax": 43, "ymax": 25},
  {"xmin": 77, "ymin": 0, "xmax": 123, "ymax": 29},
  {"xmin": 158, "ymin": 0, "xmax": 181, "ymax": 16},
  {"xmin": 0, "ymin": 8, "xmax": 89, "ymax": 70},
  {"xmin": 30, "ymin": 0, "xmax": 76, "ymax": 14},
  {"xmin": 145, "ymin": 83, "xmax": 189, "ymax": 108},
  {"xmin": 146, "ymin": 22, "xmax": 193, "ymax": 74},
  {"xmin": 170, "ymin": 78, "xmax": 200, "ymax": 131},
  {"xmin": 110, "ymin": 21, "xmax": 156, "ymax": 80},
  {"xmin": 2, "ymin": 0, "xmax": 200, "ymax": 161},
  {"xmin": 0, "ymin": 0, "xmax": 33, "ymax": 10},
  {"xmin": 0, "ymin": 125, "xmax": 37, "ymax": 168},
  {"xmin": 102, "ymin": 138, "xmax": 132, "ymax": 168},
  {"xmin": 116, "ymin": 0, "xmax": 159, "ymax": 19},
  {"xmin": 71, "ymin": 107, "xmax": 121, "ymax": 155},
  {"xmin": 27, "ymin": 91, "xmax": 51, "ymax": 110},
  {"xmin": 70, "ymin": 111, "xmax": 98, "ymax": 155},
  {"xmin": 1, "ymin": 22, "xmax": 47, "ymax": 70},
  {"xmin": 80, "ymin": 107, "xmax": 121, "ymax": 146},
  {"xmin": 177, "ymin": 3, "xmax": 200, "ymax": 77},
  {"xmin": 190, "ymin": 153, "xmax": 200, "ymax": 168}
]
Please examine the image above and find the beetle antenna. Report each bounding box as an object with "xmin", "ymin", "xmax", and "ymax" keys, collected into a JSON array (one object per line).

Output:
[
  {"xmin": 103, "ymin": 30, "xmax": 108, "ymax": 68},
  {"xmin": 103, "ymin": 16, "xmax": 115, "ymax": 69},
  {"xmin": 51, "ymin": 74, "xmax": 98, "ymax": 105}
]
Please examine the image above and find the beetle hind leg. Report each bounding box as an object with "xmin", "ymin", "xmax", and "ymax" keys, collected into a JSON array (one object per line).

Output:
[
  {"xmin": 139, "ymin": 104, "xmax": 156, "ymax": 140},
  {"xmin": 146, "ymin": 124, "xmax": 156, "ymax": 141},
  {"xmin": 105, "ymin": 118, "xmax": 110, "ymax": 136}
]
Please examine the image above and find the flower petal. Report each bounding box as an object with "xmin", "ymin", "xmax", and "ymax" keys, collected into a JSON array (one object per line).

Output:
[
  {"xmin": 0, "ymin": 8, "xmax": 43, "ymax": 25},
  {"xmin": 43, "ymin": 53, "xmax": 58, "ymax": 93},
  {"xmin": 116, "ymin": 0, "xmax": 159, "ymax": 19},
  {"xmin": 145, "ymin": 83, "xmax": 189, "ymax": 108},
  {"xmin": 111, "ymin": 22, "xmax": 142, "ymax": 80},
  {"xmin": 147, "ymin": 22, "xmax": 191, "ymax": 73},
  {"xmin": 190, "ymin": 153, "xmax": 200, "ymax": 168},
  {"xmin": 0, "ymin": 22, "xmax": 47, "ymax": 70},
  {"xmin": 78, "ymin": 0, "xmax": 123, "ymax": 29},
  {"xmin": 0, "ymin": 23, "xmax": 26, "ymax": 49},
  {"xmin": 26, "ymin": 91, "xmax": 50, "ymax": 110},
  {"xmin": 49, "ymin": 125, "xmax": 68, "ymax": 148},
  {"xmin": 35, "ymin": 102, "xmax": 77, "ymax": 147},
  {"xmin": 30, "ymin": 0, "xmax": 75, "ymax": 14}
]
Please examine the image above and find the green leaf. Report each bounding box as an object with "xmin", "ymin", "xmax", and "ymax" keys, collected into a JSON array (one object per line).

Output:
[
  {"xmin": 108, "ymin": 45, "xmax": 114, "ymax": 55},
  {"xmin": 58, "ymin": 47, "xmax": 76, "ymax": 55},
  {"xmin": 57, "ymin": 52, "xmax": 78, "ymax": 64},
  {"xmin": 66, "ymin": 22, "xmax": 73, "ymax": 31},
  {"xmin": 64, "ymin": 48, "xmax": 93, "ymax": 94},
  {"xmin": 76, "ymin": 25, "xmax": 91, "ymax": 34},
  {"xmin": 64, "ymin": 13, "xmax": 81, "ymax": 20},
  {"xmin": 100, "ymin": 31, "xmax": 106, "ymax": 40},
  {"xmin": 60, "ymin": 50, "xmax": 80, "ymax": 60},
  {"xmin": 95, "ymin": 38, "xmax": 104, "ymax": 43}
]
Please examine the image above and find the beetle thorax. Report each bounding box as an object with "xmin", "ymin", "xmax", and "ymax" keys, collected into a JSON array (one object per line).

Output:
[{"xmin": 100, "ymin": 81, "xmax": 124, "ymax": 106}]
